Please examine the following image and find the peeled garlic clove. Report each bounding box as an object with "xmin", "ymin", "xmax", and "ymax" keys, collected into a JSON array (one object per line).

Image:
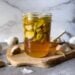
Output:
[
  {"xmin": 6, "ymin": 37, "xmax": 19, "ymax": 47},
  {"xmin": 36, "ymin": 33, "xmax": 43, "ymax": 40},
  {"xmin": 25, "ymin": 31, "xmax": 35, "ymax": 39},
  {"xmin": 23, "ymin": 13, "xmax": 38, "ymax": 25},
  {"xmin": 25, "ymin": 25, "xmax": 32, "ymax": 30},
  {"xmin": 56, "ymin": 45, "xmax": 63, "ymax": 51},
  {"xmin": 37, "ymin": 19, "xmax": 45, "ymax": 28},
  {"xmin": 41, "ymin": 34, "xmax": 46, "ymax": 42},
  {"xmin": 10, "ymin": 45, "xmax": 21, "ymax": 55},
  {"xmin": 56, "ymin": 44, "xmax": 68, "ymax": 51},
  {"xmin": 23, "ymin": 13, "xmax": 33, "ymax": 25},
  {"xmin": 36, "ymin": 28, "xmax": 42, "ymax": 32}
]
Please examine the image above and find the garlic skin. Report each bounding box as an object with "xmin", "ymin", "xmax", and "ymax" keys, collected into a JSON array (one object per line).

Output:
[
  {"xmin": 56, "ymin": 44, "xmax": 71, "ymax": 53},
  {"xmin": 6, "ymin": 37, "xmax": 19, "ymax": 47},
  {"xmin": 56, "ymin": 44, "xmax": 67, "ymax": 51},
  {"xmin": 21, "ymin": 68, "xmax": 33, "ymax": 74},
  {"xmin": 69, "ymin": 37, "xmax": 75, "ymax": 49},
  {"xmin": 69, "ymin": 37, "xmax": 75, "ymax": 45},
  {"xmin": 10, "ymin": 45, "xmax": 21, "ymax": 55}
]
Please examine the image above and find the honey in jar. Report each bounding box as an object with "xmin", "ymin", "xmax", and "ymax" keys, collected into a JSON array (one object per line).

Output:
[{"xmin": 22, "ymin": 13, "xmax": 52, "ymax": 58}]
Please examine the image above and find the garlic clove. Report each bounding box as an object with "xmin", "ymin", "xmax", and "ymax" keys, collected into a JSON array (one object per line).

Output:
[
  {"xmin": 68, "ymin": 37, "xmax": 75, "ymax": 49},
  {"xmin": 56, "ymin": 44, "xmax": 72, "ymax": 53},
  {"xmin": 25, "ymin": 25, "xmax": 33, "ymax": 31},
  {"xmin": 25, "ymin": 31, "xmax": 35, "ymax": 39},
  {"xmin": 69, "ymin": 37, "xmax": 75, "ymax": 45},
  {"xmin": 21, "ymin": 68, "xmax": 33, "ymax": 74},
  {"xmin": 10, "ymin": 45, "xmax": 21, "ymax": 56},
  {"xmin": 6, "ymin": 37, "xmax": 19, "ymax": 47}
]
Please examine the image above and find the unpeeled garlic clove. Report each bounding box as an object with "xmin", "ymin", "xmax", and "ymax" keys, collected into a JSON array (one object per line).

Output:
[
  {"xmin": 56, "ymin": 44, "xmax": 72, "ymax": 53},
  {"xmin": 68, "ymin": 37, "xmax": 75, "ymax": 49},
  {"xmin": 69, "ymin": 37, "xmax": 75, "ymax": 45},
  {"xmin": 10, "ymin": 45, "xmax": 21, "ymax": 56},
  {"xmin": 6, "ymin": 37, "xmax": 19, "ymax": 47}
]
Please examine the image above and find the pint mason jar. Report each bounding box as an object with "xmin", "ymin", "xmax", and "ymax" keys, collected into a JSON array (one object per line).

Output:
[{"xmin": 22, "ymin": 12, "xmax": 52, "ymax": 58}]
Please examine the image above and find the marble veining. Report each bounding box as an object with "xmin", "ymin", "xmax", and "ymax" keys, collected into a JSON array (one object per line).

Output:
[{"xmin": 0, "ymin": 0, "xmax": 75, "ymax": 42}]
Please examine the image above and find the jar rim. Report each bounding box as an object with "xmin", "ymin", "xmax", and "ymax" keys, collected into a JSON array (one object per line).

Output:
[{"xmin": 22, "ymin": 12, "xmax": 52, "ymax": 17}]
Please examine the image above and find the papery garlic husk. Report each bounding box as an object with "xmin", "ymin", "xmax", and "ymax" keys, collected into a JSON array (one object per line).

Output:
[
  {"xmin": 6, "ymin": 37, "xmax": 19, "ymax": 47},
  {"xmin": 10, "ymin": 45, "xmax": 21, "ymax": 55},
  {"xmin": 56, "ymin": 44, "xmax": 72, "ymax": 53}
]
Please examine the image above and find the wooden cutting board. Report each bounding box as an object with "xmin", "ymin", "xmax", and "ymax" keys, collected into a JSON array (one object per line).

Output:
[{"xmin": 6, "ymin": 43, "xmax": 75, "ymax": 68}]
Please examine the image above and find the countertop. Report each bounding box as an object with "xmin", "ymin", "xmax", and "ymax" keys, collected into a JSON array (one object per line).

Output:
[
  {"xmin": 0, "ymin": 43, "xmax": 75, "ymax": 75},
  {"xmin": 0, "ymin": 0, "xmax": 75, "ymax": 74}
]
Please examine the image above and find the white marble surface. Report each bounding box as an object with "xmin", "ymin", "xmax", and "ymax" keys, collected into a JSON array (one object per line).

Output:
[
  {"xmin": 0, "ymin": 43, "xmax": 75, "ymax": 75},
  {"xmin": 0, "ymin": 0, "xmax": 75, "ymax": 42}
]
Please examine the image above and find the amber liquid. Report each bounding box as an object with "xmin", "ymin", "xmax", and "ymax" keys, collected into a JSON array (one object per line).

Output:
[
  {"xmin": 25, "ymin": 40, "xmax": 50, "ymax": 57},
  {"xmin": 22, "ymin": 13, "xmax": 52, "ymax": 58}
]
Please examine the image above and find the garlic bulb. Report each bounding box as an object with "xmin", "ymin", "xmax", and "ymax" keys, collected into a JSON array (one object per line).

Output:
[{"xmin": 69, "ymin": 37, "xmax": 75, "ymax": 45}]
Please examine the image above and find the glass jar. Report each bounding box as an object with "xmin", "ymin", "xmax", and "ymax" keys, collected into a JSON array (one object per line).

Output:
[{"xmin": 22, "ymin": 12, "xmax": 52, "ymax": 58}]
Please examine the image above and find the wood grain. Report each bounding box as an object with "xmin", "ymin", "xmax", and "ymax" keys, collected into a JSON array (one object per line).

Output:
[{"xmin": 6, "ymin": 43, "xmax": 75, "ymax": 68}]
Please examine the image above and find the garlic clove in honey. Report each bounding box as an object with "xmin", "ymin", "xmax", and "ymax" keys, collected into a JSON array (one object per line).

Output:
[
  {"xmin": 37, "ymin": 19, "xmax": 45, "ymax": 28},
  {"xmin": 25, "ymin": 31, "xmax": 35, "ymax": 39},
  {"xmin": 36, "ymin": 33, "xmax": 43, "ymax": 41},
  {"xmin": 36, "ymin": 28, "xmax": 42, "ymax": 33},
  {"xmin": 25, "ymin": 25, "xmax": 32, "ymax": 31},
  {"xmin": 33, "ymin": 23, "xmax": 37, "ymax": 31}
]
